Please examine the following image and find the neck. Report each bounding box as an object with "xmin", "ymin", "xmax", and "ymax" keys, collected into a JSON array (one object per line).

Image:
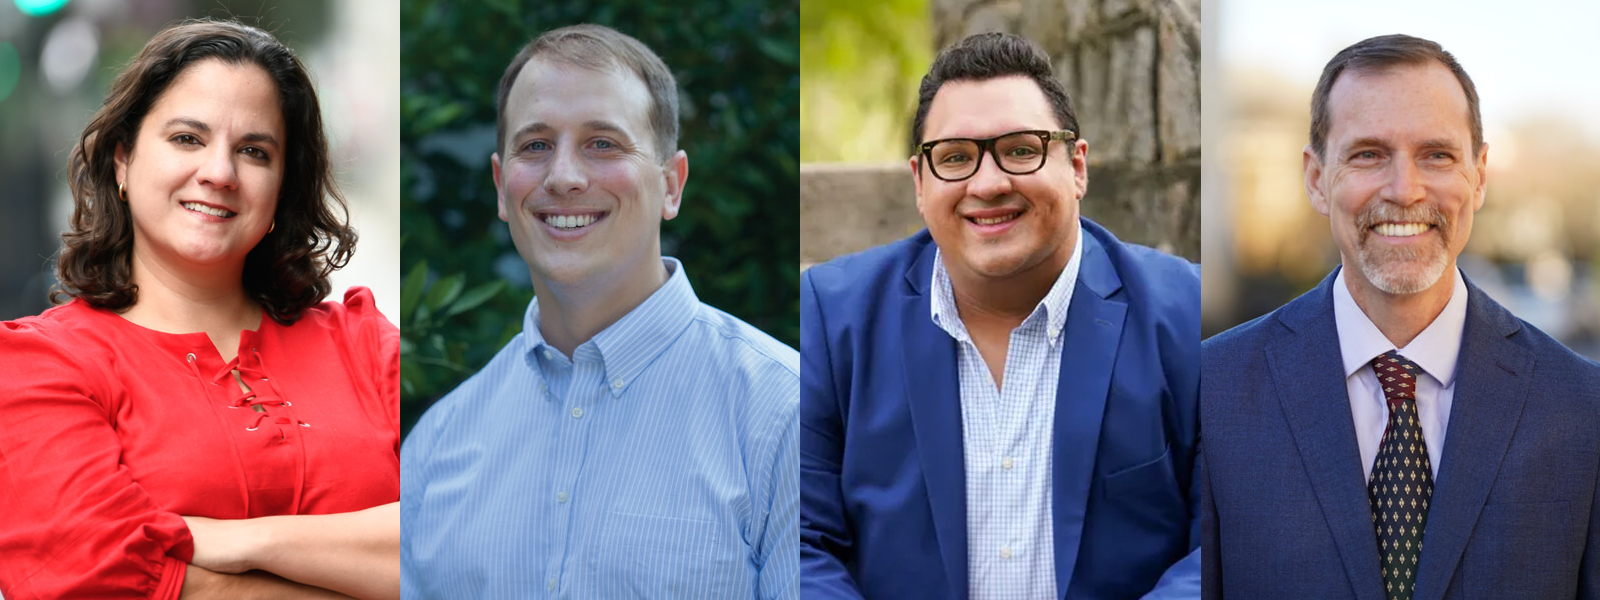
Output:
[
  {"xmin": 120, "ymin": 249, "xmax": 261, "ymax": 357},
  {"xmin": 945, "ymin": 241, "xmax": 1073, "ymax": 330},
  {"xmin": 1343, "ymin": 262, "xmax": 1456, "ymax": 349},
  {"xmin": 533, "ymin": 256, "xmax": 670, "ymax": 358}
]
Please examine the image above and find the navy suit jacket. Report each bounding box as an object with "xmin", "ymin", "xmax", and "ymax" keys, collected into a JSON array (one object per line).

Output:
[
  {"xmin": 800, "ymin": 218, "xmax": 1201, "ymax": 599},
  {"xmin": 1202, "ymin": 268, "xmax": 1600, "ymax": 599}
]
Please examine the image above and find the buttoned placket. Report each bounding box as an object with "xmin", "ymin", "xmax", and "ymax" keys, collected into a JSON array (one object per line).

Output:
[
  {"xmin": 1002, "ymin": 311, "xmax": 1052, "ymax": 570},
  {"xmin": 537, "ymin": 342, "xmax": 607, "ymax": 596}
]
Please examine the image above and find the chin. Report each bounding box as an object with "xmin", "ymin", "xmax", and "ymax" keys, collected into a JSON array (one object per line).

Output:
[
  {"xmin": 1356, "ymin": 238, "xmax": 1451, "ymax": 295},
  {"xmin": 1359, "ymin": 256, "xmax": 1449, "ymax": 295}
]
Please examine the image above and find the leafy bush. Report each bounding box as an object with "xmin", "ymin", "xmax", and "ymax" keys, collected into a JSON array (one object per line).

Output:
[{"xmin": 400, "ymin": 0, "xmax": 799, "ymax": 435}]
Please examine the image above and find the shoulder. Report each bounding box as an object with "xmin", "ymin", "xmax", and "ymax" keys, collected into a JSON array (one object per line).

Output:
[
  {"xmin": 1086, "ymin": 219, "xmax": 1200, "ymax": 299},
  {"xmin": 803, "ymin": 230, "xmax": 932, "ymax": 299},
  {"xmin": 687, "ymin": 303, "xmax": 799, "ymax": 390},
  {"xmin": 294, "ymin": 286, "xmax": 395, "ymax": 334},
  {"xmin": 1500, "ymin": 313, "xmax": 1600, "ymax": 391},
  {"xmin": 0, "ymin": 301, "xmax": 116, "ymax": 398},
  {"xmin": 1203, "ymin": 300, "xmax": 1302, "ymax": 368},
  {"xmin": 415, "ymin": 330, "xmax": 530, "ymax": 429},
  {"xmin": 1, "ymin": 300, "xmax": 115, "ymax": 359}
]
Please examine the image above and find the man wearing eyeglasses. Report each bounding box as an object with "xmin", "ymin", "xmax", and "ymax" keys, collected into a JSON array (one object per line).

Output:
[{"xmin": 799, "ymin": 32, "xmax": 1200, "ymax": 599}]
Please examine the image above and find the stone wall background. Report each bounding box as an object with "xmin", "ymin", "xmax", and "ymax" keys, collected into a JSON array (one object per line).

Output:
[{"xmin": 801, "ymin": 0, "xmax": 1201, "ymax": 267}]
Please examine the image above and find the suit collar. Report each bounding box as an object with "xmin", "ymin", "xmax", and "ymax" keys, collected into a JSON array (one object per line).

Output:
[
  {"xmin": 1411, "ymin": 278, "xmax": 1532, "ymax": 600},
  {"xmin": 1268, "ymin": 269, "xmax": 1388, "ymax": 600},
  {"xmin": 900, "ymin": 237, "xmax": 969, "ymax": 596},
  {"xmin": 1049, "ymin": 223, "xmax": 1127, "ymax": 593}
]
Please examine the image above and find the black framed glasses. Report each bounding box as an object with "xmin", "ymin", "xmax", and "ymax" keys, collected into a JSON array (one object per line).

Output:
[{"xmin": 918, "ymin": 129, "xmax": 1077, "ymax": 182}]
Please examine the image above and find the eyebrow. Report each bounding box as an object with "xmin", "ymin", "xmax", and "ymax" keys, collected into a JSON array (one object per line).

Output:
[
  {"xmin": 511, "ymin": 120, "xmax": 635, "ymax": 141},
  {"xmin": 1342, "ymin": 136, "xmax": 1462, "ymax": 153},
  {"xmin": 163, "ymin": 117, "xmax": 281, "ymax": 148}
]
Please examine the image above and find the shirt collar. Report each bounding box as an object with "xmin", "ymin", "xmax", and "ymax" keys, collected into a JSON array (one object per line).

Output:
[
  {"xmin": 1333, "ymin": 266, "xmax": 1468, "ymax": 387},
  {"xmin": 930, "ymin": 224, "xmax": 1083, "ymax": 344},
  {"xmin": 521, "ymin": 257, "xmax": 700, "ymax": 398}
]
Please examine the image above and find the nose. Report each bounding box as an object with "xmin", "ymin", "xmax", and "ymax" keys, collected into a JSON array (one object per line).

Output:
[
  {"xmin": 195, "ymin": 145, "xmax": 239, "ymax": 191},
  {"xmin": 963, "ymin": 151, "xmax": 1014, "ymax": 200},
  {"xmin": 1382, "ymin": 157, "xmax": 1427, "ymax": 206},
  {"xmin": 543, "ymin": 145, "xmax": 589, "ymax": 197}
]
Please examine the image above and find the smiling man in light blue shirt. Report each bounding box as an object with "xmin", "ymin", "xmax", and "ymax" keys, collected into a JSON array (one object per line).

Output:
[{"xmin": 400, "ymin": 24, "xmax": 798, "ymax": 598}]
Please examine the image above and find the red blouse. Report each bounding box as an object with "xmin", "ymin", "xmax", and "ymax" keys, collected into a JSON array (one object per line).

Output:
[{"xmin": 0, "ymin": 287, "xmax": 399, "ymax": 600}]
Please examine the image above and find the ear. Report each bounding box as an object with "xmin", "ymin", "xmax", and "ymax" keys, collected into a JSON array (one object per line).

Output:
[
  {"xmin": 909, "ymin": 154, "xmax": 926, "ymax": 218},
  {"xmin": 114, "ymin": 142, "xmax": 131, "ymax": 191},
  {"xmin": 661, "ymin": 150, "xmax": 688, "ymax": 221},
  {"xmin": 1472, "ymin": 142, "xmax": 1489, "ymax": 211},
  {"xmin": 491, "ymin": 153, "xmax": 509, "ymax": 222},
  {"xmin": 1303, "ymin": 145, "xmax": 1331, "ymax": 217},
  {"xmin": 1070, "ymin": 138, "xmax": 1089, "ymax": 199}
]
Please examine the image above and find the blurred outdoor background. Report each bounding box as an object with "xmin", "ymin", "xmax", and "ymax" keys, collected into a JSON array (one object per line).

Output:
[
  {"xmin": 801, "ymin": 0, "xmax": 1200, "ymax": 268},
  {"xmin": 399, "ymin": 0, "xmax": 799, "ymax": 435},
  {"xmin": 1203, "ymin": 0, "xmax": 1600, "ymax": 359},
  {"xmin": 0, "ymin": 0, "xmax": 400, "ymax": 324}
]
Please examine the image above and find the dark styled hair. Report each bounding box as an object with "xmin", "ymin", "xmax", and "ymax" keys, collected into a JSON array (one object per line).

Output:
[
  {"xmin": 495, "ymin": 24, "xmax": 679, "ymax": 161},
  {"xmin": 912, "ymin": 32, "xmax": 1078, "ymax": 151},
  {"xmin": 1309, "ymin": 33, "xmax": 1482, "ymax": 159},
  {"xmin": 57, "ymin": 19, "xmax": 355, "ymax": 325}
]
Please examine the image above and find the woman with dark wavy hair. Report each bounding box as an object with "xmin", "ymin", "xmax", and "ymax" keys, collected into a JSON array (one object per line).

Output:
[{"xmin": 0, "ymin": 19, "xmax": 397, "ymax": 600}]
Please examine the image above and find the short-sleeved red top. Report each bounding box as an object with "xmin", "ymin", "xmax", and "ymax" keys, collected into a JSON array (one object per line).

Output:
[{"xmin": 0, "ymin": 287, "xmax": 399, "ymax": 600}]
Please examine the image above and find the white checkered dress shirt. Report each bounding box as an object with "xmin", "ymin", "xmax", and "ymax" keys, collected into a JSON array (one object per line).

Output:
[{"xmin": 929, "ymin": 227, "xmax": 1083, "ymax": 600}]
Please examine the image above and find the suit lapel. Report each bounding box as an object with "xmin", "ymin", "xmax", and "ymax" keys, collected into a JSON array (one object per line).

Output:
[
  {"xmin": 1050, "ymin": 229, "xmax": 1125, "ymax": 596},
  {"xmin": 1412, "ymin": 282, "xmax": 1533, "ymax": 600},
  {"xmin": 900, "ymin": 242, "xmax": 970, "ymax": 598},
  {"xmin": 1267, "ymin": 272, "xmax": 1386, "ymax": 600}
]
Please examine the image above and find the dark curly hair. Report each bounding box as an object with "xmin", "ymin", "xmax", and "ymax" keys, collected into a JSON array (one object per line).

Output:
[
  {"xmin": 56, "ymin": 19, "xmax": 356, "ymax": 325},
  {"xmin": 911, "ymin": 32, "xmax": 1079, "ymax": 150}
]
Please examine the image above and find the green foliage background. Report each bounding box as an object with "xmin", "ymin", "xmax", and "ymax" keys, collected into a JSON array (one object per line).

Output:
[
  {"xmin": 799, "ymin": 0, "xmax": 929, "ymax": 163},
  {"xmin": 399, "ymin": 0, "xmax": 800, "ymax": 436}
]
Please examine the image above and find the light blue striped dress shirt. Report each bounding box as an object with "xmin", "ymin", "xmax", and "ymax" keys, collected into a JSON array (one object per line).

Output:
[
  {"xmin": 930, "ymin": 227, "xmax": 1082, "ymax": 600},
  {"xmin": 401, "ymin": 258, "xmax": 799, "ymax": 599}
]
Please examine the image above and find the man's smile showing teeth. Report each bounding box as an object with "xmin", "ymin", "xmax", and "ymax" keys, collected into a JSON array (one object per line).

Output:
[
  {"xmin": 1372, "ymin": 222, "xmax": 1431, "ymax": 237},
  {"xmin": 182, "ymin": 202, "xmax": 236, "ymax": 218},
  {"xmin": 968, "ymin": 212, "xmax": 1022, "ymax": 226},
  {"xmin": 541, "ymin": 213, "xmax": 604, "ymax": 230}
]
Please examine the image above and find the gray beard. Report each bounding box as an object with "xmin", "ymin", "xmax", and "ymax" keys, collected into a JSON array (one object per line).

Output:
[
  {"xmin": 1350, "ymin": 201, "xmax": 1453, "ymax": 295},
  {"xmin": 1356, "ymin": 239, "xmax": 1450, "ymax": 295}
]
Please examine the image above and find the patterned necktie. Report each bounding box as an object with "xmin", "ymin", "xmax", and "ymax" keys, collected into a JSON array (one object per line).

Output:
[{"xmin": 1368, "ymin": 350, "xmax": 1432, "ymax": 600}]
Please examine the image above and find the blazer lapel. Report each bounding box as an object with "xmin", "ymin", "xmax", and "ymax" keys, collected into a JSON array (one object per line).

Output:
[
  {"xmin": 1050, "ymin": 229, "xmax": 1125, "ymax": 595},
  {"xmin": 1266, "ymin": 272, "xmax": 1387, "ymax": 600},
  {"xmin": 1411, "ymin": 281, "xmax": 1533, "ymax": 600},
  {"xmin": 900, "ymin": 242, "xmax": 969, "ymax": 598}
]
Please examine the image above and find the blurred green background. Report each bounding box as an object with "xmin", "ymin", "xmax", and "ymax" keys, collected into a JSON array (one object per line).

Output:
[
  {"xmin": 399, "ymin": 0, "xmax": 799, "ymax": 436},
  {"xmin": 799, "ymin": 0, "xmax": 928, "ymax": 163}
]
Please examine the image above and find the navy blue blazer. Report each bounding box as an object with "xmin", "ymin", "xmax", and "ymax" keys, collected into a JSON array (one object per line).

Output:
[
  {"xmin": 1201, "ymin": 268, "xmax": 1600, "ymax": 599},
  {"xmin": 800, "ymin": 218, "xmax": 1201, "ymax": 599}
]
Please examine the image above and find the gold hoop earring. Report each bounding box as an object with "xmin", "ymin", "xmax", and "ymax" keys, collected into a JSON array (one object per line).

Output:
[
  {"xmin": 268, "ymin": 220, "xmax": 275, "ymax": 234},
  {"xmin": 117, "ymin": 182, "xmax": 127, "ymax": 201}
]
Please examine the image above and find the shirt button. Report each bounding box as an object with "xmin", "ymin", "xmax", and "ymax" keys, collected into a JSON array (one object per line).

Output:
[
  {"xmin": 1001, "ymin": 546, "xmax": 1013, "ymax": 559},
  {"xmin": 570, "ymin": 407, "xmax": 583, "ymax": 419},
  {"xmin": 557, "ymin": 492, "xmax": 568, "ymax": 503},
  {"xmin": 611, "ymin": 379, "xmax": 624, "ymax": 390},
  {"xmin": 547, "ymin": 577, "xmax": 556, "ymax": 590},
  {"xmin": 1002, "ymin": 457, "xmax": 1014, "ymax": 470},
  {"xmin": 543, "ymin": 349, "xmax": 555, "ymax": 360}
]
